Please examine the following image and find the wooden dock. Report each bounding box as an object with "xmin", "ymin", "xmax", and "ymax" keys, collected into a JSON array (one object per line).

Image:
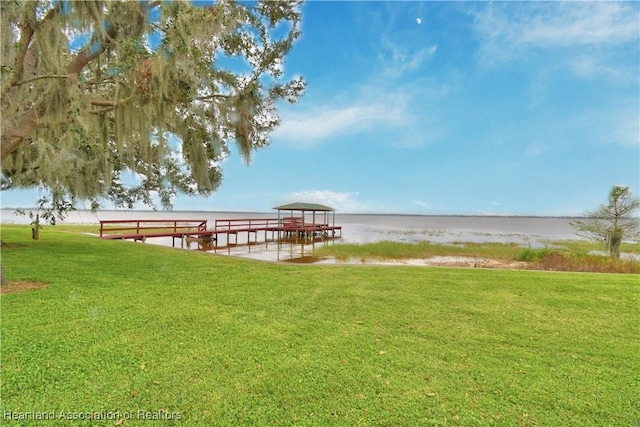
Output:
[
  {"xmin": 99, "ymin": 218, "xmax": 342, "ymax": 248},
  {"xmin": 99, "ymin": 219, "xmax": 214, "ymax": 247}
]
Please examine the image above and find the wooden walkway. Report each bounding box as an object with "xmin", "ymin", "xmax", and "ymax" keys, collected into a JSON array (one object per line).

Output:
[
  {"xmin": 99, "ymin": 219, "xmax": 215, "ymax": 247},
  {"xmin": 99, "ymin": 218, "xmax": 342, "ymax": 248}
]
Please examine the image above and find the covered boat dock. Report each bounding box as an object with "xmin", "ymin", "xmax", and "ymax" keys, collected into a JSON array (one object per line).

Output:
[{"xmin": 273, "ymin": 202, "xmax": 341, "ymax": 239}]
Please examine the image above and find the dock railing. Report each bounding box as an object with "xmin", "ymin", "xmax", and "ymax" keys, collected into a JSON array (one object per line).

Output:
[
  {"xmin": 99, "ymin": 219, "xmax": 208, "ymax": 239},
  {"xmin": 214, "ymin": 218, "xmax": 281, "ymax": 232}
]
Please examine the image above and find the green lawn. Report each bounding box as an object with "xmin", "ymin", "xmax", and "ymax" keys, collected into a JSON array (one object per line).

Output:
[{"xmin": 1, "ymin": 225, "xmax": 638, "ymax": 426}]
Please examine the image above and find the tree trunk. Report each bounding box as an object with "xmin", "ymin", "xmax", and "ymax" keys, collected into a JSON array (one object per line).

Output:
[
  {"xmin": 607, "ymin": 228, "xmax": 622, "ymax": 259},
  {"xmin": 1, "ymin": 262, "xmax": 7, "ymax": 287},
  {"xmin": 32, "ymin": 214, "xmax": 40, "ymax": 240},
  {"xmin": 0, "ymin": 239, "xmax": 5, "ymax": 287}
]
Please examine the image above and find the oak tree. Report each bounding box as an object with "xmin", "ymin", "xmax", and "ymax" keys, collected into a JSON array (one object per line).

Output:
[{"xmin": 1, "ymin": 0, "xmax": 305, "ymax": 209}]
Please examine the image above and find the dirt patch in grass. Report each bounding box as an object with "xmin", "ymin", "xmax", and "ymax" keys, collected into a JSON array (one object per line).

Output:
[
  {"xmin": 0, "ymin": 242, "xmax": 26, "ymax": 249},
  {"xmin": 330, "ymin": 254, "xmax": 637, "ymax": 273},
  {"xmin": 420, "ymin": 256, "xmax": 530, "ymax": 269},
  {"xmin": 337, "ymin": 256, "xmax": 530, "ymax": 269},
  {"xmin": 1, "ymin": 281, "xmax": 48, "ymax": 294}
]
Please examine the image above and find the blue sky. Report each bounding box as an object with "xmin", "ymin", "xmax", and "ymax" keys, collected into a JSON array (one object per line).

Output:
[{"xmin": 2, "ymin": 1, "xmax": 639, "ymax": 215}]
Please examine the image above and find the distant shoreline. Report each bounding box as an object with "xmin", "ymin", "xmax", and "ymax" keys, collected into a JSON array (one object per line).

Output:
[{"xmin": 0, "ymin": 208, "xmax": 587, "ymax": 220}]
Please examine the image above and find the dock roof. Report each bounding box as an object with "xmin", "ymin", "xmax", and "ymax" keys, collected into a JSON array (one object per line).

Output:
[{"xmin": 273, "ymin": 202, "xmax": 335, "ymax": 212}]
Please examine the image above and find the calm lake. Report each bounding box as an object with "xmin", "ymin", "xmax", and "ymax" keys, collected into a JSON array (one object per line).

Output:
[{"xmin": 1, "ymin": 209, "xmax": 583, "ymax": 262}]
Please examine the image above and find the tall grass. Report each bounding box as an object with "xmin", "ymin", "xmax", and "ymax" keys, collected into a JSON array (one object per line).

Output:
[
  {"xmin": 533, "ymin": 252, "xmax": 640, "ymax": 274},
  {"xmin": 316, "ymin": 240, "xmax": 523, "ymax": 262},
  {"xmin": 515, "ymin": 246, "xmax": 555, "ymax": 262},
  {"xmin": 317, "ymin": 240, "xmax": 639, "ymax": 274}
]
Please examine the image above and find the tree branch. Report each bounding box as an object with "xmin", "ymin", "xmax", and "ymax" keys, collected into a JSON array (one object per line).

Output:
[
  {"xmin": 66, "ymin": 23, "xmax": 118, "ymax": 75},
  {"xmin": 89, "ymin": 95, "xmax": 136, "ymax": 113},
  {"xmin": 1, "ymin": 4, "xmax": 45, "ymax": 100},
  {"xmin": 13, "ymin": 74, "xmax": 75, "ymax": 86},
  {"xmin": 8, "ymin": 25, "xmax": 34, "ymax": 88},
  {"xmin": 196, "ymin": 94, "xmax": 233, "ymax": 101},
  {"xmin": 90, "ymin": 100, "xmax": 120, "ymax": 107}
]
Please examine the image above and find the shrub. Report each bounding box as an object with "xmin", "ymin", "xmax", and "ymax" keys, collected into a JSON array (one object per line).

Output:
[{"xmin": 516, "ymin": 246, "xmax": 555, "ymax": 262}]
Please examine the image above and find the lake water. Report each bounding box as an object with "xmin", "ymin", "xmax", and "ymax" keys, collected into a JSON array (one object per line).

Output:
[{"xmin": 1, "ymin": 209, "xmax": 584, "ymax": 262}]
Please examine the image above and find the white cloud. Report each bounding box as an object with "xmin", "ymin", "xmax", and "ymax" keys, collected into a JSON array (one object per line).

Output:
[
  {"xmin": 274, "ymin": 2, "xmax": 449, "ymax": 150},
  {"xmin": 274, "ymin": 95, "xmax": 408, "ymax": 146},
  {"xmin": 381, "ymin": 43, "xmax": 438, "ymax": 78},
  {"xmin": 412, "ymin": 199, "xmax": 439, "ymax": 210},
  {"xmin": 472, "ymin": 2, "xmax": 639, "ymax": 70},
  {"xmin": 519, "ymin": 2, "xmax": 638, "ymax": 47},
  {"xmin": 281, "ymin": 189, "xmax": 370, "ymax": 213},
  {"xmin": 569, "ymin": 56, "xmax": 621, "ymax": 79}
]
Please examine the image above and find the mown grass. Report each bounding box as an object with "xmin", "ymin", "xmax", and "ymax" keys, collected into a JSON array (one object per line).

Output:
[{"xmin": 1, "ymin": 225, "xmax": 639, "ymax": 426}]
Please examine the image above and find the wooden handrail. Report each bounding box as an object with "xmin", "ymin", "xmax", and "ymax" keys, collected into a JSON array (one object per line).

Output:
[
  {"xmin": 214, "ymin": 218, "xmax": 280, "ymax": 231},
  {"xmin": 99, "ymin": 219, "xmax": 207, "ymax": 238}
]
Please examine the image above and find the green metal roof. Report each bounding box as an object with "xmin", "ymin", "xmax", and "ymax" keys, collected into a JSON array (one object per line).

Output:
[{"xmin": 273, "ymin": 202, "xmax": 335, "ymax": 212}]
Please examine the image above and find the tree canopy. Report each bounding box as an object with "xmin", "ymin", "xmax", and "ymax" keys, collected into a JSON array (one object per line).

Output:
[
  {"xmin": 571, "ymin": 185, "xmax": 640, "ymax": 258},
  {"xmin": 1, "ymin": 0, "xmax": 305, "ymax": 209}
]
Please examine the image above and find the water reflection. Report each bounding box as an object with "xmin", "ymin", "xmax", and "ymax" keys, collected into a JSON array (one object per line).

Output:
[{"xmin": 203, "ymin": 233, "xmax": 339, "ymax": 262}]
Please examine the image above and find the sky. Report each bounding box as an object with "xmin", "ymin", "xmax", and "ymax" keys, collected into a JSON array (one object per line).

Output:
[{"xmin": 2, "ymin": 1, "xmax": 639, "ymax": 215}]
